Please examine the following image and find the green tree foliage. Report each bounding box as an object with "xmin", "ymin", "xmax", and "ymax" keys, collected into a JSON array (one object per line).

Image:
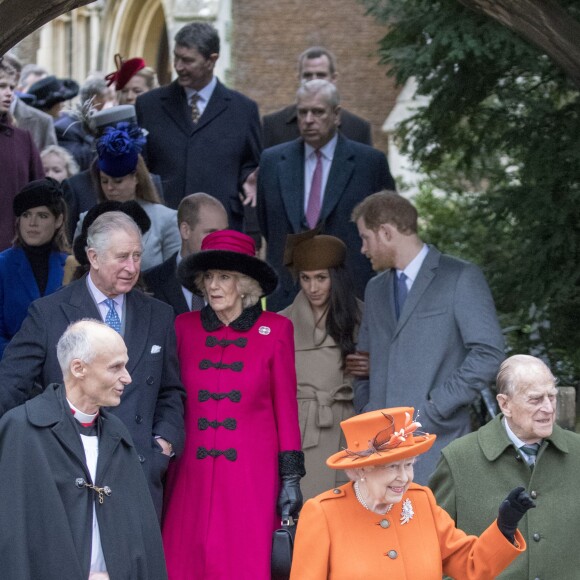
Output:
[{"xmin": 362, "ymin": 0, "xmax": 580, "ymax": 381}]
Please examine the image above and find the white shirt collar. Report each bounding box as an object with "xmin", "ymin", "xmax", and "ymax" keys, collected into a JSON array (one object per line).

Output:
[
  {"xmin": 398, "ymin": 244, "xmax": 429, "ymax": 285},
  {"xmin": 304, "ymin": 133, "xmax": 338, "ymax": 161},
  {"xmin": 185, "ymin": 75, "xmax": 217, "ymax": 105},
  {"xmin": 87, "ymin": 273, "xmax": 125, "ymax": 308}
]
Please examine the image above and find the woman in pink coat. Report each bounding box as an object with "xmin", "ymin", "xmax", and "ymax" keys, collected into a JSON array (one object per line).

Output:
[{"xmin": 162, "ymin": 230, "xmax": 304, "ymax": 580}]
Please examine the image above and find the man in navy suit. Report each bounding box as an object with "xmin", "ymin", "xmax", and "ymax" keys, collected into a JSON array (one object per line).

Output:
[
  {"xmin": 144, "ymin": 192, "xmax": 228, "ymax": 316},
  {"xmin": 257, "ymin": 79, "xmax": 395, "ymax": 311},
  {"xmin": 0, "ymin": 211, "xmax": 185, "ymax": 519},
  {"xmin": 136, "ymin": 22, "xmax": 261, "ymax": 230}
]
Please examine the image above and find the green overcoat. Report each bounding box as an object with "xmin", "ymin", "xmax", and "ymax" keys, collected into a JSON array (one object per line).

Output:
[{"xmin": 429, "ymin": 413, "xmax": 580, "ymax": 580}]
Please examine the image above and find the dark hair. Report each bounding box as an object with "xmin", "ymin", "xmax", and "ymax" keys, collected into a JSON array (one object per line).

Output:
[
  {"xmin": 91, "ymin": 155, "xmax": 161, "ymax": 204},
  {"xmin": 14, "ymin": 196, "xmax": 70, "ymax": 252},
  {"xmin": 298, "ymin": 46, "xmax": 337, "ymax": 76},
  {"xmin": 351, "ymin": 190, "xmax": 417, "ymax": 234},
  {"xmin": 174, "ymin": 23, "xmax": 220, "ymax": 58},
  {"xmin": 319, "ymin": 265, "xmax": 361, "ymax": 367}
]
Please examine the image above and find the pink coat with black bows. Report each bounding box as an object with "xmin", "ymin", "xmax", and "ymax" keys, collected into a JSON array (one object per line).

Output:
[{"xmin": 162, "ymin": 306, "xmax": 301, "ymax": 580}]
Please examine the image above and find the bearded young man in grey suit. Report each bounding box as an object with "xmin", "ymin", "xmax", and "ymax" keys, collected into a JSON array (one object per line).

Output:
[
  {"xmin": 258, "ymin": 79, "xmax": 395, "ymax": 311},
  {"xmin": 0, "ymin": 211, "xmax": 185, "ymax": 520},
  {"xmin": 350, "ymin": 191, "xmax": 505, "ymax": 484}
]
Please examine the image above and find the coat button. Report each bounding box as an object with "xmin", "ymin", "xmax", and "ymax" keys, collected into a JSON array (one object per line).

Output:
[
  {"xmin": 333, "ymin": 489, "xmax": 340, "ymax": 494},
  {"xmin": 135, "ymin": 415, "xmax": 143, "ymax": 424},
  {"xmin": 530, "ymin": 490, "xmax": 537, "ymax": 499},
  {"xmin": 533, "ymin": 533, "xmax": 541, "ymax": 542},
  {"xmin": 379, "ymin": 519, "xmax": 390, "ymax": 529},
  {"xmin": 138, "ymin": 454, "xmax": 146, "ymax": 463},
  {"xmin": 146, "ymin": 376, "xmax": 154, "ymax": 385},
  {"xmin": 386, "ymin": 550, "xmax": 397, "ymax": 559}
]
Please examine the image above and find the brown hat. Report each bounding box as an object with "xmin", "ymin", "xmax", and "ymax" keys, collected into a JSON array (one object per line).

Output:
[
  {"xmin": 284, "ymin": 229, "xmax": 346, "ymax": 274},
  {"xmin": 326, "ymin": 407, "xmax": 436, "ymax": 470}
]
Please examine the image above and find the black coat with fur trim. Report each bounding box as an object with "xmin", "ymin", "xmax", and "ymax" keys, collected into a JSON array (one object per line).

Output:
[{"xmin": 0, "ymin": 384, "xmax": 167, "ymax": 580}]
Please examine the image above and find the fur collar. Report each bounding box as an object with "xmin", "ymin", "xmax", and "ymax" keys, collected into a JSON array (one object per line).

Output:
[{"xmin": 200, "ymin": 302, "xmax": 263, "ymax": 332}]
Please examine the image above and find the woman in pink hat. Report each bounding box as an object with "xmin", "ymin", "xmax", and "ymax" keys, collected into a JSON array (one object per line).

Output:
[
  {"xmin": 162, "ymin": 230, "xmax": 304, "ymax": 580},
  {"xmin": 290, "ymin": 407, "xmax": 533, "ymax": 579}
]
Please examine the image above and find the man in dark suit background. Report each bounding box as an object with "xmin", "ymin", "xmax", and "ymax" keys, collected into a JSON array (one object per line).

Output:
[
  {"xmin": 0, "ymin": 211, "xmax": 185, "ymax": 519},
  {"xmin": 258, "ymin": 79, "xmax": 395, "ymax": 311},
  {"xmin": 144, "ymin": 192, "xmax": 228, "ymax": 316},
  {"xmin": 136, "ymin": 22, "xmax": 261, "ymax": 230},
  {"xmin": 262, "ymin": 47, "xmax": 372, "ymax": 148}
]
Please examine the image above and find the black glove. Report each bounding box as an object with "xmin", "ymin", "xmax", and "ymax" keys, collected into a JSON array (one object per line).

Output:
[
  {"xmin": 277, "ymin": 451, "xmax": 305, "ymax": 519},
  {"xmin": 497, "ymin": 486, "xmax": 536, "ymax": 542}
]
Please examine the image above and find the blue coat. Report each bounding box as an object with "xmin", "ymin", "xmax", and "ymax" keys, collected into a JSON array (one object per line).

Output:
[{"xmin": 0, "ymin": 247, "xmax": 67, "ymax": 358}]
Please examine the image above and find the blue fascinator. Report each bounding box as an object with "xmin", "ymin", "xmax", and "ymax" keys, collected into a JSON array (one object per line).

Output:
[{"xmin": 96, "ymin": 122, "xmax": 147, "ymax": 177}]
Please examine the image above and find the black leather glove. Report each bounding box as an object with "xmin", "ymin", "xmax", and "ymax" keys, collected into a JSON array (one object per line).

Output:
[
  {"xmin": 497, "ymin": 486, "xmax": 536, "ymax": 542},
  {"xmin": 277, "ymin": 451, "xmax": 306, "ymax": 519}
]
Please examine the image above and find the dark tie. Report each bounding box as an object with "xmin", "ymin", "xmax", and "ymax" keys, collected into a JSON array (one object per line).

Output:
[
  {"xmin": 190, "ymin": 93, "xmax": 201, "ymax": 124},
  {"xmin": 191, "ymin": 293, "xmax": 205, "ymax": 311},
  {"xmin": 306, "ymin": 150, "xmax": 323, "ymax": 228},
  {"xmin": 520, "ymin": 443, "xmax": 540, "ymax": 465},
  {"xmin": 104, "ymin": 298, "xmax": 121, "ymax": 333},
  {"xmin": 394, "ymin": 272, "xmax": 408, "ymax": 320}
]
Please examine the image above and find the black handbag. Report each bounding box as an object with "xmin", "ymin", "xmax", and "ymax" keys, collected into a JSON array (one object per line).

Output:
[{"xmin": 271, "ymin": 516, "xmax": 297, "ymax": 580}]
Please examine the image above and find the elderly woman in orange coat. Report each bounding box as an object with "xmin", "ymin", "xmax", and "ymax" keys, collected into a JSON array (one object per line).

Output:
[{"xmin": 290, "ymin": 407, "xmax": 533, "ymax": 580}]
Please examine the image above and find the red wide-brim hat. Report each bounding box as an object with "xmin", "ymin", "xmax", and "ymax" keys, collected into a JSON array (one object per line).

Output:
[
  {"xmin": 326, "ymin": 407, "xmax": 436, "ymax": 470},
  {"xmin": 178, "ymin": 229, "xmax": 278, "ymax": 297}
]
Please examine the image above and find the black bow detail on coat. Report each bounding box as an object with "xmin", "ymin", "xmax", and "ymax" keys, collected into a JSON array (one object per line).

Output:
[
  {"xmin": 198, "ymin": 418, "xmax": 237, "ymax": 430},
  {"xmin": 196, "ymin": 447, "xmax": 237, "ymax": 461},
  {"xmin": 199, "ymin": 359, "xmax": 244, "ymax": 372},
  {"xmin": 205, "ymin": 336, "xmax": 248, "ymax": 348},
  {"xmin": 198, "ymin": 390, "xmax": 242, "ymax": 403}
]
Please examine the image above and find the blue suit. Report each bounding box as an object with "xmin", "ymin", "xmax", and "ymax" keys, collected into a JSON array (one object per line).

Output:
[
  {"xmin": 257, "ymin": 135, "xmax": 395, "ymax": 310},
  {"xmin": 136, "ymin": 79, "xmax": 261, "ymax": 229},
  {"xmin": 0, "ymin": 247, "xmax": 67, "ymax": 358}
]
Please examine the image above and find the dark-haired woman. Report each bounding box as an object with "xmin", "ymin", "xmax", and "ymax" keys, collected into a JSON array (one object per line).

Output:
[
  {"xmin": 279, "ymin": 231, "xmax": 362, "ymax": 500},
  {"xmin": 0, "ymin": 178, "xmax": 69, "ymax": 357}
]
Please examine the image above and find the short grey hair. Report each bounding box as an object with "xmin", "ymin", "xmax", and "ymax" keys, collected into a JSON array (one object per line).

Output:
[
  {"xmin": 194, "ymin": 271, "xmax": 263, "ymax": 309},
  {"xmin": 496, "ymin": 354, "xmax": 557, "ymax": 396},
  {"xmin": 296, "ymin": 79, "xmax": 340, "ymax": 108},
  {"xmin": 86, "ymin": 211, "xmax": 142, "ymax": 256},
  {"xmin": 80, "ymin": 76, "xmax": 108, "ymax": 103},
  {"xmin": 57, "ymin": 319, "xmax": 106, "ymax": 377}
]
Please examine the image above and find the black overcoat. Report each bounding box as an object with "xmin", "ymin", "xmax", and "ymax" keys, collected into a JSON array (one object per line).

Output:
[{"xmin": 0, "ymin": 384, "xmax": 168, "ymax": 580}]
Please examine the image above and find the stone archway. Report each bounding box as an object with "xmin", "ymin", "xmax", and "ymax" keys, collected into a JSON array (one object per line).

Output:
[{"xmin": 0, "ymin": 0, "xmax": 92, "ymax": 56}]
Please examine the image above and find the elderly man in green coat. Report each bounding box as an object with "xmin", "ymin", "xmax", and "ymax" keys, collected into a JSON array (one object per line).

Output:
[{"xmin": 429, "ymin": 354, "xmax": 580, "ymax": 580}]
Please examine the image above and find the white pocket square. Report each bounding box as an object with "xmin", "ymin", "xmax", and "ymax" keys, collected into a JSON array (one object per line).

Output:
[{"xmin": 151, "ymin": 345, "xmax": 162, "ymax": 354}]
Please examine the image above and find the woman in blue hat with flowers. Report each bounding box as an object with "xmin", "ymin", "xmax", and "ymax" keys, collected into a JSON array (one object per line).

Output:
[{"xmin": 74, "ymin": 122, "xmax": 180, "ymax": 270}]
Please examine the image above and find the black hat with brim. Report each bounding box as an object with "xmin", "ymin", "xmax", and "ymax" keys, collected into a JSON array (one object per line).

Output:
[{"xmin": 28, "ymin": 75, "xmax": 79, "ymax": 109}]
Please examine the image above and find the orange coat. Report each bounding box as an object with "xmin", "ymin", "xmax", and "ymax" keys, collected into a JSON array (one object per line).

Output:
[{"xmin": 290, "ymin": 482, "xmax": 525, "ymax": 580}]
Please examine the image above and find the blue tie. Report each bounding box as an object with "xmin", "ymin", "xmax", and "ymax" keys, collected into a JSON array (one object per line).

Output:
[
  {"xmin": 104, "ymin": 298, "xmax": 121, "ymax": 333},
  {"xmin": 394, "ymin": 272, "xmax": 408, "ymax": 320}
]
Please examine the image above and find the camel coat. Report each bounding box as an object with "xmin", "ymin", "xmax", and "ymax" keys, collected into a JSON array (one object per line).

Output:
[
  {"xmin": 290, "ymin": 482, "xmax": 525, "ymax": 580},
  {"xmin": 279, "ymin": 291, "xmax": 360, "ymax": 499}
]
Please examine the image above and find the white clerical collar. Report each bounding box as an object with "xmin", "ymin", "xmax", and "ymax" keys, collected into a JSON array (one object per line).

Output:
[
  {"xmin": 397, "ymin": 244, "xmax": 429, "ymax": 285},
  {"xmin": 67, "ymin": 398, "xmax": 98, "ymax": 425},
  {"xmin": 304, "ymin": 133, "xmax": 338, "ymax": 161}
]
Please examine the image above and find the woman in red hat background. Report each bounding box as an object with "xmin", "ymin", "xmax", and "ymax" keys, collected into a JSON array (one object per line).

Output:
[
  {"xmin": 290, "ymin": 407, "xmax": 533, "ymax": 579},
  {"xmin": 162, "ymin": 230, "xmax": 304, "ymax": 580},
  {"xmin": 105, "ymin": 54, "xmax": 158, "ymax": 106},
  {"xmin": 279, "ymin": 230, "xmax": 362, "ymax": 500}
]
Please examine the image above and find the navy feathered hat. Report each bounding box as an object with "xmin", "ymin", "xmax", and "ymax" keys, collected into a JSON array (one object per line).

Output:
[{"xmin": 96, "ymin": 122, "xmax": 146, "ymax": 177}]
